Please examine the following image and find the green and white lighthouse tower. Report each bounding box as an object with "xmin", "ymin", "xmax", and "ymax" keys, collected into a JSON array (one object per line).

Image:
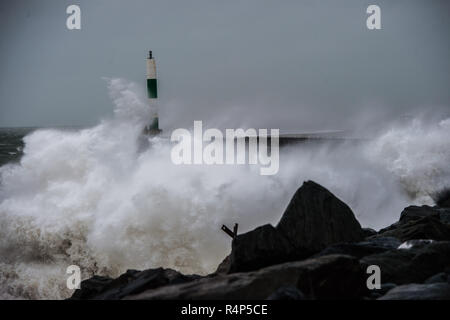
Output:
[{"xmin": 145, "ymin": 50, "xmax": 161, "ymax": 134}]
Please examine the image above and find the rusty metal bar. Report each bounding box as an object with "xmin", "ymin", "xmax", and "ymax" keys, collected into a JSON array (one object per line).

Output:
[{"xmin": 221, "ymin": 223, "xmax": 239, "ymax": 239}]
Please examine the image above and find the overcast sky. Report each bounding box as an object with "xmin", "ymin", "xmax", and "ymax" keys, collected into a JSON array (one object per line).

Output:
[{"xmin": 0, "ymin": 0, "xmax": 449, "ymax": 131}]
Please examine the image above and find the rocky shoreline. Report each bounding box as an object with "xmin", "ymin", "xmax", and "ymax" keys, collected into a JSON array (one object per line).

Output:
[{"xmin": 70, "ymin": 181, "xmax": 450, "ymax": 300}]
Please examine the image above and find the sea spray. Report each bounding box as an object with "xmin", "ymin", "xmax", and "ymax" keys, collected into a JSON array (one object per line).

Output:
[
  {"xmin": 365, "ymin": 117, "xmax": 450, "ymax": 204},
  {"xmin": 0, "ymin": 78, "xmax": 449, "ymax": 299}
]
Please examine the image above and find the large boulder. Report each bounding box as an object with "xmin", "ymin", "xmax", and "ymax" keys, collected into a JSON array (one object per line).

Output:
[
  {"xmin": 315, "ymin": 237, "xmax": 401, "ymax": 259},
  {"xmin": 399, "ymin": 205, "xmax": 450, "ymax": 224},
  {"xmin": 295, "ymin": 255, "xmax": 366, "ymax": 299},
  {"xmin": 214, "ymin": 255, "xmax": 231, "ymax": 275},
  {"xmin": 228, "ymin": 224, "xmax": 294, "ymax": 273},
  {"xmin": 379, "ymin": 283, "xmax": 450, "ymax": 300},
  {"xmin": 434, "ymin": 188, "xmax": 450, "ymax": 208},
  {"xmin": 361, "ymin": 241, "xmax": 450, "ymax": 285},
  {"xmin": 125, "ymin": 255, "xmax": 366, "ymax": 300},
  {"xmin": 424, "ymin": 272, "xmax": 450, "ymax": 284},
  {"xmin": 70, "ymin": 275, "xmax": 114, "ymax": 300},
  {"xmin": 374, "ymin": 214, "xmax": 450, "ymax": 242},
  {"xmin": 70, "ymin": 268, "xmax": 200, "ymax": 300},
  {"xmin": 266, "ymin": 286, "xmax": 306, "ymax": 300},
  {"xmin": 228, "ymin": 181, "xmax": 364, "ymax": 273},
  {"xmin": 367, "ymin": 283, "xmax": 397, "ymax": 300},
  {"xmin": 277, "ymin": 181, "xmax": 364, "ymax": 252}
]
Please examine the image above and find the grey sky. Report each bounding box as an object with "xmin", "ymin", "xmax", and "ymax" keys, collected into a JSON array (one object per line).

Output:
[{"xmin": 0, "ymin": 0, "xmax": 449, "ymax": 131}]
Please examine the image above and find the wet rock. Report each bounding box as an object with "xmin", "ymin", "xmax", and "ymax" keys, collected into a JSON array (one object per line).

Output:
[
  {"xmin": 434, "ymin": 188, "xmax": 450, "ymax": 208},
  {"xmin": 440, "ymin": 199, "xmax": 450, "ymax": 209},
  {"xmin": 375, "ymin": 215, "xmax": 450, "ymax": 242},
  {"xmin": 316, "ymin": 237, "xmax": 401, "ymax": 259},
  {"xmin": 400, "ymin": 205, "xmax": 450, "ymax": 224},
  {"xmin": 360, "ymin": 237, "xmax": 402, "ymax": 249},
  {"xmin": 397, "ymin": 239, "xmax": 434, "ymax": 250},
  {"xmin": 229, "ymin": 224, "xmax": 294, "ymax": 273},
  {"xmin": 277, "ymin": 181, "xmax": 364, "ymax": 253},
  {"xmin": 400, "ymin": 206, "xmax": 438, "ymax": 223},
  {"xmin": 362, "ymin": 228, "xmax": 377, "ymax": 238},
  {"xmin": 296, "ymin": 255, "xmax": 366, "ymax": 299},
  {"xmin": 228, "ymin": 181, "xmax": 364, "ymax": 273},
  {"xmin": 361, "ymin": 241, "xmax": 450, "ymax": 285},
  {"xmin": 424, "ymin": 272, "xmax": 450, "ymax": 284},
  {"xmin": 214, "ymin": 254, "xmax": 231, "ymax": 275},
  {"xmin": 70, "ymin": 268, "xmax": 200, "ymax": 300},
  {"xmin": 441, "ymin": 212, "xmax": 450, "ymax": 224},
  {"xmin": 125, "ymin": 255, "xmax": 366, "ymax": 300},
  {"xmin": 266, "ymin": 286, "xmax": 306, "ymax": 300},
  {"xmin": 70, "ymin": 275, "xmax": 114, "ymax": 300},
  {"xmin": 378, "ymin": 283, "xmax": 397, "ymax": 295},
  {"xmin": 316, "ymin": 243, "xmax": 385, "ymax": 260},
  {"xmin": 368, "ymin": 283, "xmax": 397, "ymax": 299},
  {"xmin": 70, "ymin": 181, "xmax": 450, "ymax": 301},
  {"xmin": 379, "ymin": 283, "xmax": 450, "ymax": 300}
]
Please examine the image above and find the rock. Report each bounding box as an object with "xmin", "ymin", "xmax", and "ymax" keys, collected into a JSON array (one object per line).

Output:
[
  {"xmin": 125, "ymin": 255, "xmax": 366, "ymax": 300},
  {"xmin": 361, "ymin": 241, "xmax": 450, "ymax": 285},
  {"xmin": 70, "ymin": 268, "xmax": 200, "ymax": 300},
  {"xmin": 379, "ymin": 283, "xmax": 450, "ymax": 300},
  {"xmin": 266, "ymin": 286, "xmax": 306, "ymax": 300},
  {"xmin": 424, "ymin": 272, "xmax": 450, "ymax": 284},
  {"xmin": 378, "ymin": 283, "xmax": 397, "ymax": 295},
  {"xmin": 434, "ymin": 188, "xmax": 450, "ymax": 208},
  {"xmin": 362, "ymin": 228, "xmax": 377, "ymax": 238},
  {"xmin": 295, "ymin": 255, "xmax": 366, "ymax": 299},
  {"xmin": 316, "ymin": 243, "xmax": 385, "ymax": 260},
  {"xmin": 277, "ymin": 181, "xmax": 364, "ymax": 253},
  {"xmin": 229, "ymin": 224, "xmax": 294, "ymax": 273},
  {"xmin": 375, "ymin": 215, "xmax": 450, "ymax": 242},
  {"xmin": 360, "ymin": 237, "xmax": 402, "ymax": 249},
  {"xmin": 398, "ymin": 239, "xmax": 434, "ymax": 250},
  {"xmin": 400, "ymin": 206, "xmax": 437, "ymax": 223},
  {"xmin": 368, "ymin": 283, "xmax": 397, "ymax": 300},
  {"xmin": 441, "ymin": 212, "xmax": 450, "ymax": 224},
  {"xmin": 440, "ymin": 199, "xmax": 450, "ymax": 209},
  {"xmin": 369, "ymin": 292, "xmax": 383, "ymax": 299},
  {"xmin": 228, "ymin": 181, "xmax": 364, "ymax": 273},
  {"xmin": 70, "ymin": 275, "xmax": 114, "ymax": 300},
  {"xmin": 214, "ymin": 255, "xmax": 231, "ymax": 275},
  {"xmin": 316, "ymin": 237, "xmax": 401, "ymax": 259},
  {"xmin": 400, "ymin": 205, "xmax": 450, "ymax": 224}
]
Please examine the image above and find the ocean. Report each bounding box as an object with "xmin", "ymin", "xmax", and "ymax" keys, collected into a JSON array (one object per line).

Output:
[{"xmin": 0, "ymin": 128, "xmax": 33, "ymax": 167}]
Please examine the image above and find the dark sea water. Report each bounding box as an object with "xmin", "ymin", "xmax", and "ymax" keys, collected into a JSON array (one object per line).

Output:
[{"xmin": 0, "ymin": 128, "xmax": 35, "ymax": 166}]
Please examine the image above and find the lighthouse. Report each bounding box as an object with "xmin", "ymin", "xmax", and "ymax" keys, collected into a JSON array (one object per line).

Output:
[{"xmin": 145, "ymin": 50, "xmax": 161, "ymax": 134}]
